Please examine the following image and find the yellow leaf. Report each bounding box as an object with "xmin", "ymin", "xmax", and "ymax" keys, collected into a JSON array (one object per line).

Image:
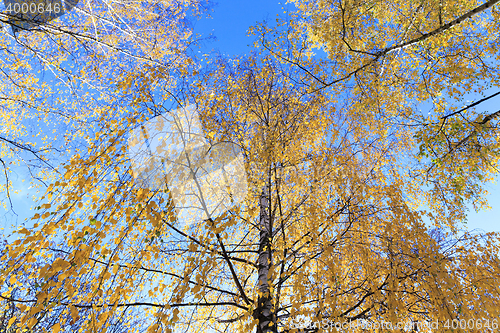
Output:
[
  {"xmin": 7, "ymin": 316, "xmax": 16, "ymax": 328},
  {"xmin": 147, "ymin": 324, "xmax": 159, "ymax": 332},
  {"xmin": 27, "ymin": 317, "xmax": 37, "ymax": 328},
  {"xmin": 52, "ymin": 323, "xmax": 61, "ymax": 333},
  {"xmin": 70, "ymin": 306, "xmax": 79, "ymax": 321}
]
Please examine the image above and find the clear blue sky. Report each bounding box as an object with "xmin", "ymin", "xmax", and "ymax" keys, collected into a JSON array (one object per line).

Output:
[
  {"xmin": 2, "ymin": 0, "xmax": 498, "ymax": 238},
  {"xmin": 192, "ymin": 0, "xmax": 293, "ymax": 56}
]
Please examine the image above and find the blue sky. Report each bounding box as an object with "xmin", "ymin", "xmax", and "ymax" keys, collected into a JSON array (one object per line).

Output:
[
  {"xmin": 2, "ymin": 0, "xmax": 499, "ymax": 237},
  {"xmin": 192, "ymin": 0, "xmax": 294, "ymax": 56}
]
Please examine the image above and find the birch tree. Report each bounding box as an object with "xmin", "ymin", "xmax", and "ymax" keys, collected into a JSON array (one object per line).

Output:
[
  {"xmin": 1, "ymin": 53, "xmax": 499, "ymax": 333},
  {"xmin": 1, "ymin": 0, "xmax": 500, "ymax": 332}
]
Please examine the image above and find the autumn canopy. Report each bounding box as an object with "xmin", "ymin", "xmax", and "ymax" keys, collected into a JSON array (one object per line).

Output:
[{"xmin": 1, "ymin": 0, "xmax": 500, "ymax": 332}]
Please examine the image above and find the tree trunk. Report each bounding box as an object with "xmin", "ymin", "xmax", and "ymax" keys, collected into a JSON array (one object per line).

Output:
[{"xmin": 255, "ymin": 184, "xmax": 276, "ymax": 333}]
